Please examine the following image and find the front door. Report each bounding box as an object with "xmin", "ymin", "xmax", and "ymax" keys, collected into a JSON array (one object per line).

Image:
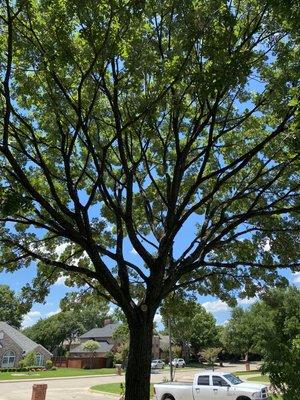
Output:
[{"xmin": 193, "ymin": 375, "xmax": 212, "ymax": 400}]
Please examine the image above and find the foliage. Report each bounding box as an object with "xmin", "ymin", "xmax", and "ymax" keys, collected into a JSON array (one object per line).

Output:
[
  {"xmin": 200, "ymin": 347, "xmax": 222, "ymax": 367},
  {"xmin": 19, "ymin": 351, "xmax": 36, "ymax": 368},
  {"xmin": 0, "ymin": 285, "xmax": 29, "ymax": 328},
  {"xmin": 45, "ymin": 359, "xmax": 53, "ymax": 370},
  {"xmin": 221, "ymin": 306, "xmax": 263, "ymax": 359},
  {"xmin": 171, "ymin": 345, "xmax": 182, "ymax": 358},
  {"xmin": 112, "ymin": 323, "xmax": 129, "ymax": 365},
  {"xmin": 260, "ymin": 287, "xmax": 300, "ymax": 400},
  {"xmin": 23, "ymin": 297, "xmax": 108, "ymax": 352},
  {"xmin": 1, "ymin": 1, "xmax": 300, "ymax": 399},
  {"xmin": 161, "ymin": 294, "xmax": 219, "ymax": 354},
  {"xmin": 83, "ymin": 340, "xmax": 100, "ymax": 354}
]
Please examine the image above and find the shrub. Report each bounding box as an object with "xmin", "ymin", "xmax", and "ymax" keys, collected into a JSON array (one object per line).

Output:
[{"xmin": 45, "ymin": 359, "xmax": 53, "ymax": 370}]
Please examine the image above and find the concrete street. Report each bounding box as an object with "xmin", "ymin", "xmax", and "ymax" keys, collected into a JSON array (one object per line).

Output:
[{"xmin": 0, "ymin": 363, "xmax": 261, "ymax": 400}]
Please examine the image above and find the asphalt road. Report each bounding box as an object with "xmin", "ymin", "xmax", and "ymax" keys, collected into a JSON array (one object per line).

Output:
[{"xmin": 0, "ymin": 363, "xmax": 260, "ymax": 400}]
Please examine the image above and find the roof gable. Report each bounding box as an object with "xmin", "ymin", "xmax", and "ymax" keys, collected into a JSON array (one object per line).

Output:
[
  {"xmin": 0, "ymin": 321, "xmax": 52, "ymax": 356},
  {"xmin": 79, "ymin": 323, "xmax": 120, "ymax": 339}
]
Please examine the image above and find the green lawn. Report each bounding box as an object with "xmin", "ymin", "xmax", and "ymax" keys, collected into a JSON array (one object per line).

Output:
[
  {"xmin": 91, "ymin": 383, "xmax": 154, "ymax": 396},
  {"xmin": 247, "ymin": 374, "xmax": 270, "ymax": 383},
  {"xmin": 0, "ymin": 367, "xmax": 116, "ymax": 380}
]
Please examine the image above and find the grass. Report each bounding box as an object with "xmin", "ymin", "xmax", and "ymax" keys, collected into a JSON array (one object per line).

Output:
[
  {"xmin": 246, "ymin": 374, "xmax": 270, "ymax": 383},
  {"xmin": 235, "ymin": 370, "xmax": 261, "ymax": 375},
  {"xmin": 91, "ymin": 383, "xmax": 154, "ymax": 396},
  {"xmin": 0, "ymin": 367, "xmax": 116, "ymax": 380}
]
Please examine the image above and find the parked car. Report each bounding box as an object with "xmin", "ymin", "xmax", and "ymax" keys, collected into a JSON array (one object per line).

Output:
[
  {"xmin": 154, "ymin": 371, "xmax": 270, "ymax": 400},
  {"xmin": 170, "ymin": 358, "xmax": 186, "ymax": 368},
  {"xmin": 151, "ymin": 359, "xmax": 165, "ymax": 369}
]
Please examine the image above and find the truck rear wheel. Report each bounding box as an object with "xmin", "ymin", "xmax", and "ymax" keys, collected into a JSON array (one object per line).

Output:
[
  {"xmin": 236, "ymin": 397, "xmax": 251, "ymax": 400},
  {"xmin": 162, "ymin": 395, "xmax": 175, "ymax": 400}
]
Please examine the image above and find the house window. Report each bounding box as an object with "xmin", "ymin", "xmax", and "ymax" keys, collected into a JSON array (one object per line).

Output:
[
  {"xmin": 2, "ymin": 350, "xmax": 15, "ymax": 368},
  {"xmin": 35, "ymin": 353, "xmax": 44, "ymax": 366}
]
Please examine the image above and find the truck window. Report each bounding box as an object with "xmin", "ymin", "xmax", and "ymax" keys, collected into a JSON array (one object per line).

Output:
[
  {"xmin": 197, "ymin": 375, "xmax": 210, "ymax": 386},
  {"xmin": 212, "ymin": 376, "xmax": 228, "ymax": 387}
]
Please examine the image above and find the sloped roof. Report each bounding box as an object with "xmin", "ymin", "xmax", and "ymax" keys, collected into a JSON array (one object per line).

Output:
[
  {"xmin": 0, "ymin": 321, "xmax": 52, "ymax": 356},
  {"xmin": 69, "ymin": 341, "xmax": 114, "ymax": 354},
  {"xmin": 79, "ymin": 323, "xmax": 120, "ymax": 339}
]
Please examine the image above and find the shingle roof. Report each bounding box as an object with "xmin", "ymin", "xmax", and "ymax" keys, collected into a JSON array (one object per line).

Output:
[
  {"xmin": 69, "ymin": 341, "xmax": 114, "ymax": 354},
  {"xmin": 79, "ymin": 323, "xmax": 120, "ymax": 339},
  {"xmin": 0, "ymin": 321, "xmax": 52, "ymax": 356}
]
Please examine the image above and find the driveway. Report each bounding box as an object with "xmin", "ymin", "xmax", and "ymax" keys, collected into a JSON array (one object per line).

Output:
[{"xmin": 0, "ymin": 363, "xmax": 260, "ymax": 400}]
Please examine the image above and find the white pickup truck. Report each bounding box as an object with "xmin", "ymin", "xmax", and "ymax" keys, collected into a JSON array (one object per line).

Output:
[{"xmin": 154, "ymin": 371, "xmax": 270, "ymax": 400}]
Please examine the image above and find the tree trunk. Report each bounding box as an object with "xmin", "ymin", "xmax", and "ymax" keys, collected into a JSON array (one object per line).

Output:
[{"xmin": 125, "ymin": 317, "xmax": 154, "ymax": 400}]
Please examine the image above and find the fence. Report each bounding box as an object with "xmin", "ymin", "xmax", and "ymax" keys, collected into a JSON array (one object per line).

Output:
[{"xmin": 52, "ymin": 356, "xmax": 111, "ymax": 369}]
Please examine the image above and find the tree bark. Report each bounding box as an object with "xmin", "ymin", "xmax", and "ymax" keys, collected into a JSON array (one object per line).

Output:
[{"xmin": 125, "ymin": 316, "xmax": 154, "ymax": 400}]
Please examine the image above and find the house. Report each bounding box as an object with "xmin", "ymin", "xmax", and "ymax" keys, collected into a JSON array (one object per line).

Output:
[
  {"xmin": 69, "ymin": 322, "xmax": 119, "ymax": 358},
  {"xmin": 0, "ymin": 321, "xmax": 52, "ymax": 368},
  {"xmin": 69, "ymin": 320, "xmax": 163, "ymax": 360}
]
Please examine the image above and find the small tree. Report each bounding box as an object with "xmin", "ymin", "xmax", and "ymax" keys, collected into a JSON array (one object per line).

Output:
[
  {"xmin": 83, "ymin": 340, "xmax": 100, "ymax": 369},
  {"xmin": 200, "ymin": 348, "xmax": 221, "ymax": 371}
]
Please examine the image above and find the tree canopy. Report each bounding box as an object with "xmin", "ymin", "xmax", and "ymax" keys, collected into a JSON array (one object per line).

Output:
[
  {"xmin": 0, "ymin": 284, "xmax": 29, "ymax": 328},
  {"xmin": 1, "ymin": 1, "xmax": 300, "ymax": 399},
  {"xmin": 23, "ymin": 294, "xmax": 108, "ymax": 352},
  {"xmin": 161, "ymin": 293, "xmax": 219, "ymax": 355}
]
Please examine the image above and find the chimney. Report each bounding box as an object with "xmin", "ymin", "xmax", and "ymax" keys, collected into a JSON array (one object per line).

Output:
[{"xmin": 103, "ymin": 317, "xmax": 113, "ymax": 326}]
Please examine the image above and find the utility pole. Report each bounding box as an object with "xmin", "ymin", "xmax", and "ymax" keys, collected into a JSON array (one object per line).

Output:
[{"xmin": 168, "ymin": 317, "xmax": 173, "ymax": 382}]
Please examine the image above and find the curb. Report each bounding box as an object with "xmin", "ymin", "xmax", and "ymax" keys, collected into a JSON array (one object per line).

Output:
[{"xmin": 89, "ymin": 388, "xmax": 120, "ymax": 398}]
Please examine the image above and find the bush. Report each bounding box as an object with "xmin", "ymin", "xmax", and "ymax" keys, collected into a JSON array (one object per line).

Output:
[
  {"xmin": 19, "ymin": 351, "xmax": 36, "ymax": 368},
  {"xmin": 45, "ymin": 359, "xmax": 53, "ymax": 370}
]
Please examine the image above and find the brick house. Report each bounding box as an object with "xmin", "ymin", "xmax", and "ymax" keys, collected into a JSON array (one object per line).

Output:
[
  {"xmin": 69, "ymin": 320, "xmax": 162, "ymax": 359},
  {"xmin": 69, "ymin": 322, "xmax": 119, "ymax": 358},
  {"xmin": 0, "ymin": 321, "xmax": 52, "ymax": 368}
]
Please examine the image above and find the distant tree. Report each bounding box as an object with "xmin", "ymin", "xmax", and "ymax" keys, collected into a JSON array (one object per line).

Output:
[
  {"xmin": 24, "ymin": 295, "xmax": 108, "ymax": 352},
  {"xmin": 0, "ymin": 285, "xmax": 28, "ymax": 328},
  {"xmin": 161, "ymin": 294, "xmax": 218, "ymax": 358},
  {"xmin": 260, "ymin": 287, "xmax": 300, "ymax": 400},
  {"xmin": 221, "ymin": 305, "xmax": 268, "ymax": 362},
  {"xmin": 200, "ymin": 347, "xmax": 222, "ymax": 370}
]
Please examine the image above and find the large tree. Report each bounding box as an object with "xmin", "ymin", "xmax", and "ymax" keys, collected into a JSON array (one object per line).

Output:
[
  {"xmin": 0, "ymin": 284, "xmax": 28, "ymax": 328},
  {"xmin": 0, "ymin": 1, "xmax": 300, "ymax": 398}
]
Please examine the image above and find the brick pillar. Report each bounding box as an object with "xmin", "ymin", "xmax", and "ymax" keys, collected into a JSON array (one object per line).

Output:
[{"xmin": 31, "ymin": 384, "xmax": 47, "ymax": 400}]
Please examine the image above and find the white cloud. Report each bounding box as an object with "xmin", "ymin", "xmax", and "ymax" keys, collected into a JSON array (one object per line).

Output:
[
  {"xmin": 202, "ymin": 297, "xmax": 258, "ymax": 313},
  {"xmin": 154, "ymin": 313, "xmax": 162, "ymax": 324},
  {"xmin": 54, "ymin": 275, "xmax": 66, "ymax": 286},
  {"xmin": 202, "ymin": 300, "xmax": 230, "ymax": 313},
  {"xmin": 22, "ymin": 311, "xmax": 42, "ymax": 328},
  {"xmin": 238, "ymin": 297, "xmax": 257, "ymax": 306},
  {"xmin": 260, "ymin": 237, "xmax": 271, "ymax": 252},
  {"xmin": 292, "ymin": 272, "xmax": 300, "ymax": 284},
  {"xmin": 46, "ymin": 309, "xmax": 61, "ymax": 317}
]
